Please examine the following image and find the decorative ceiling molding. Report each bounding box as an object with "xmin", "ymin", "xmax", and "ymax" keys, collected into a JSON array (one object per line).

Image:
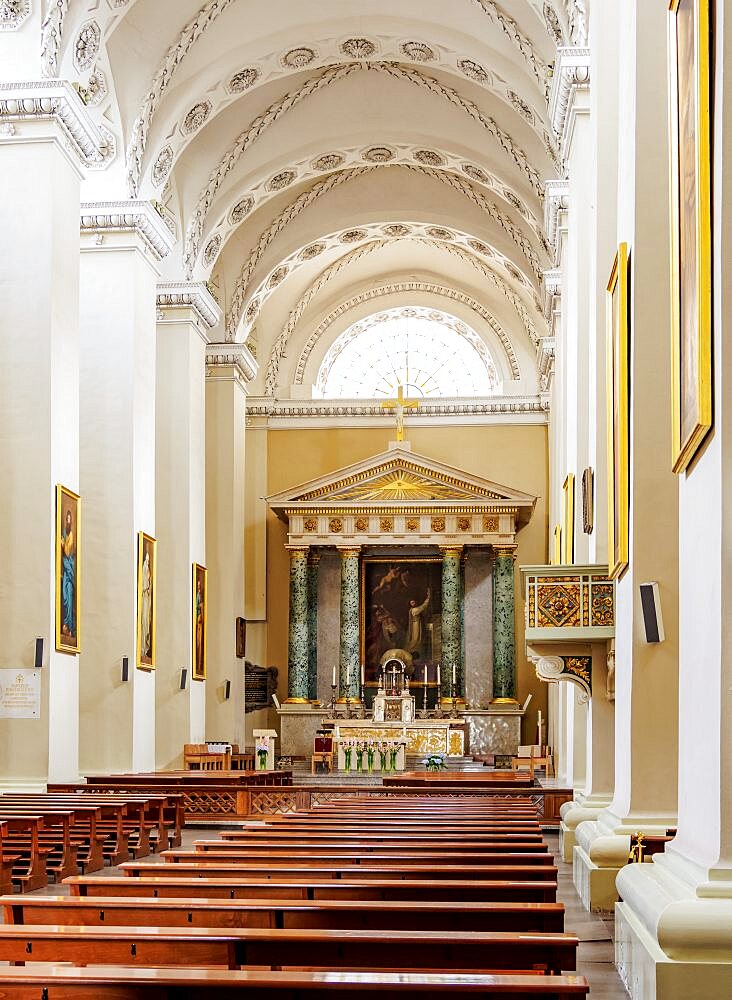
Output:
[
  {"xmin": 548, "ymin": 46, "xmax": 590, "ymax": 153},
  {"xmin": 288, "ymin": 281, "xmax": 522, "ymax": 395},
  {"xmin": 126, "ymin": 0, "xmax": 237, "ymax": 195},
  {"xmin": 206, "ymin": 341, "xmax": 258, "ymax": 383},
  {"xmin": 229, "ymin": 217, "xmax": 539, "ymax": 347},
  {"xmin": 249, "ymin": 396, "xmax": 548, "ymax": 418},
  {"xmin": 469, "ymin": 0, "xmax": 549, "ymax": 92},
  {"xmin": 193, "ymin": 141, "xmax": 547, "ymax": 278},
  {"xmin": 0, "ymin": 80, "xmax": 105, "ymax": 165},
  {"xmin": 156, "ymin": 281, "xmax": 222, "ymax": 330},
  {"xmin": 40, "ymin": 0, "xmax": 70, "ymax": 77},
  {"xmin": 543, "ymin": 178, "xmax": 569, "ymax": 253},
  {"xmin": 79, "ymin": 200, "xmax": 176, "ymax": 261},
  {"xmin": 0, "ymin": 0, "xmax": 31, "ymax": 32}
]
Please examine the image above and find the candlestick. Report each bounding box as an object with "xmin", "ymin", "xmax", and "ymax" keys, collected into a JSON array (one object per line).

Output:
[
  {"xmin": 332, "ymin": 664, "xmax": 336, "ymax": 687},
  {"xmin": 437, "ymin": 663, "xmax": 441, "ymax": 687},
  {"xmin": 360, "ymin": 662, "xmax": 365, "ymax": 686},
  {"xmin": 452, "ymin": 663, "xmax": 456, "ymax": 686},
  {"xmin": 423, "ymin": 664, "xmax": 427, "ymax": 686}
]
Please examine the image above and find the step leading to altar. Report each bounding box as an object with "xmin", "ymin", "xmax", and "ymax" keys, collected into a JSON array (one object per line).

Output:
[{"xmin": 277, "ymin": 704, "xmax": 524, "ymax": 759}]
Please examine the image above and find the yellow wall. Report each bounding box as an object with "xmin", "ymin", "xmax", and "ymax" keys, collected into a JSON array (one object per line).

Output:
[{"xmin": 259, "ymin": 423, "xmax": 549, "ymax": 743}]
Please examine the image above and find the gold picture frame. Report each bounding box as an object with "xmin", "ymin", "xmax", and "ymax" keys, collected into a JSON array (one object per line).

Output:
[
  {"xmin": 55, "ymin": 485, "xmax": 80, "ymax": 654},
  {"xmin": 668, "ymin": 0, "xmax": 713, "ymax": 472},
  {"xmin": 606, "ymin": 243, "xmax": 630, "ymax": 580},
  {"xmin": 582, "ymin": 467, "xmax": 594, "ymax": 534},
  {"xmin": 192, "ymin": 563, "xmax": 207, "ymax": 681},
  {"xmin": 551, "ymin": 525, "xmax": 562, "ymax": 566},
  {"xmin": 136, "ymin": 532, "xmax": 157, "ymax": 670},
  {"xmin": 562, "ymin": 473, "xmax": 575, "ymax": 564}
]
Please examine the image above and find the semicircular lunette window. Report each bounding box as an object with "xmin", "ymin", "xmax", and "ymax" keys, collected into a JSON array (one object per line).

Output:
[{"xmin": 315, "ymin": 307, "xmax": 501, "ymax": 399}]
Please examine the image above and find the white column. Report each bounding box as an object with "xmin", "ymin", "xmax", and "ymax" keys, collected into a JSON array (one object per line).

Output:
[
  {"xmin": 615, "ymin": 5, "xmax": 732, "ymax": 996},
  {"xmin": 205, "ymin": 343, "xmax": 258, "ymax": 746},
  {"xmin": 154, "ymin": 284, "xmax": 221, "ymax": 767},
  {"xmin": 574, "ymin": 0, "xmax": 679, "ymax": 912},
  {"xmin": 78, "ymin": 202, "xmax": 174, "ymax": 775},
  {"xmin": 0, "ymin": 85, "xmax": 101, "ymax": 786}
]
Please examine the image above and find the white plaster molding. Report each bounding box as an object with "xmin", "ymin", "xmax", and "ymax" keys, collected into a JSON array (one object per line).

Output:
[
  {"xmin": 0, "ymin": 80, "xmax": 105, "ymax": 165},
  {"xmin": 40, "ymin": 0, "xmax": 70, "ymax": 77},
  {"xmin": 536, "ymin": 336, "xmax": 555, "ymax": 395},
  {"xmin": 156, "ymin": 281, "xmax": 222, "ymax": 331},
  {"xmin": 0, "ymin": 0, "xmax": 31, "ymax": 32},
  {"xmin": 469, "ymin": 0, "xmax": 549, "ymax": 93},
  {"xmin": 606, "ymin": 647, "xmax": 615, "ymax": 702},
  {"xmin": 548, "ymin": 46, "xmax": 590, "ymax": 150},
  {"xmin": 206, "ymin": 342, "xmax": 258, "ymax": 383},
  {"xmin": 544, "ymin": 178, "xmax": 569, "ymax": 251},
  {"xmin": 542, "ymin": 266, "xmax": 562, "ymax": 324},
  {"xmin": 247, "ymin": 396, "xmax": 547, "ymax": 419},
  {"xmin": 79, "ymin": 200, "xmax": 176, "ymax": 261},
  {"xmin": 530, "ymin": 652, "xmax": 590, "ymax": 703}
]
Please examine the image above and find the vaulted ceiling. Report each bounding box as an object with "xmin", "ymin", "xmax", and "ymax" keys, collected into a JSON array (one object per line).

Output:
[{"xmin": 50, "ymin": 0, "xmax": 589, "ymax": 396}]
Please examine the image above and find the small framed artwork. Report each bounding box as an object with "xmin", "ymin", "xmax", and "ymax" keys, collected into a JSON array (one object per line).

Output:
[
  {"xmin": 551, "ymin": 525, "xmax": 562, "ymax": 566},
  {"xmin": 192, "ymin": 563, "xmax": 207, "ymax": 681},
  {"xmin": 606, "ymin": 243, "xmax": 631, "ymax": 580},
  {"xmin": 582, "ymin": 467, "xmax": 594, "ymax": 534},
  {"xmin": 562, "ymin": 473, "xmax": 575, "ymax": 564},
  {"xmin": 236, "ymin": 616, "xmax": 246, "ymax": 659},
  {"xmin": 55, "ymin": 485, "xmax": 80, "ymax": 654},
  {"xmin": 668, "ymin": 0, "xmax": 713, "ymax": 473},
  {"xmin": 136, "ymin": 532, "xmax": 157, "ymax": 670}
]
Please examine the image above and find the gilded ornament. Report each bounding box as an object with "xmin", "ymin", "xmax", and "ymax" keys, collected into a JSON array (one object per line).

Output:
[
  {"xmin": 431, "ymin": 517, "xmax": 446, "ymax": 533},
  {"xmin": 406, "ymin": 518, "xmax": 419, "ymax": 531},
  {"xmin": 379, "ymin": 517, "xmax": 393, "ymax": 532},
  {"xmin": 563, "ymin": 656, "xmax": 591, "ymax": 684},
  {"xmin": 484, "ymin": 516, "xmax": 499, "ymax": 532},
  {"xmin": 355, "ymin": 517, "xmax": 369, "ymax": 532},
  {"xmin": 303, "ymin": 517, "xmax": 317, "ymax": 532},
  {"xmin": 458, "ymin": 517, "xmax": 471, "ymax": 531},
  {"xmin": 329, "ymin": 517, "xmax": 343, "ymax": 533}
]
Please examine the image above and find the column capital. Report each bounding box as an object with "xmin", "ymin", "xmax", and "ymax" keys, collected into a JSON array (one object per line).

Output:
[
  {"xmin": 337, "ymin": 546, "xmax": 361, "ymax": 558},
  {"xmin": 0, "ymin": 80, "xmax": 106, "ymax": 171},
  {"xmin": 156, "ymin": 282, "xmax": 222, "ymax": 334},
  {"xmin": 493, "ymin": 546, "xmax": 518, "ymax": 560},
  {"xmin": 438, "ymin": 545, "xmax": 464, "ymax": 557},
  {"xmin": 80, "ymin": 200, "xmax": 176, "ymax": 261},
  {"xmin": 544, "ymin": 180, "xmax": 569, "ymax": 253},
  {"xmin": 206, "ymin": 342, "xmax": 258, "ymax": 387},
  {"xmin": 549, "ymin": 46, "xmax": 591, "ymax": 154},
  {"xmin": 286, "ymin": 546, "xmax": 310, "ymax": 558},
  {"xmin": 307, "ymin": 550, "xmax": 322, "ymax": 566}
]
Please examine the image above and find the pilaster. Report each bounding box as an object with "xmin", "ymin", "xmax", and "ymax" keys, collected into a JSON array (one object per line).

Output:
[{"xmin": 154, "ymin": 282, "xmax": 220, "ymax": 767}]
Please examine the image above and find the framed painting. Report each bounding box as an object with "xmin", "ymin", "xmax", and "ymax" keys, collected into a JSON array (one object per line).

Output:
[
  {"xmin": 606, "ymin": 243, "xmax": 630, "ymax": 580},
  {"xmin": 192, "ymin": 563, "xmax": 207, "ymax": 680},
  {"xmin": 562, "ymin": 473, "xmax": 575, "ymax": 564},
  {"xmin": 582, "ymin": 467, "xmax": 594, "ymax": 534},
  {"xmin": 668, "ymin": 0, "xmax": 713, "ymax": 472},
  {"xmin": 360, "ymin": 556, "xmax": 442, "ymax": 685},
  {"xmin": 551, "ymin": 525, "xmax": 561, "ymax": 566},
  {"xmin": 235, "ymin": 616, "xmax": 246, "ymax": 659},
  {"xmin": 136, "ymin": 532, "xmax": 156, "ymax": 670},
  {"xmin": 55, "ymin": 485, "xmax": 80, "ymax": 654}
]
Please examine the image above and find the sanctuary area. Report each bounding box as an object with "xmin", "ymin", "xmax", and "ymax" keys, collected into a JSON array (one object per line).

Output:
[{"xmin": 0, "ymin": 1, "xmax": 731, "ymax": 998}]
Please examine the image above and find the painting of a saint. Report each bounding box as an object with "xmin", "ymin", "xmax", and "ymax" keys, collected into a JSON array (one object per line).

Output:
[
  {"xmin": 55, "ymin": 485, "xmax": 80, "ymax": 654},
  {"xmin": 361, "ymin": 558, "xmax": 442, "ymax": 684},
  {"xmin": 192, "ymin": 563, "xmax": 207, "ymax": 680},
  {"xmin": 606, "ymin": 243, "xmax": 630, "ymax": 579},
  {"xmin": 669, "ymin": 0, "xmax": 712, "ymax": 471},
  {"xmin": 137, "ymin": 533, "xmax": 156, "ymax": 669}
]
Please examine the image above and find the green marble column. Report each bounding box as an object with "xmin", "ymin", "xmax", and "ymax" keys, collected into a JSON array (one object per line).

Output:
[
  {"xmin": 492, "ymin": 547, "xmax": 517, "ymax": 702},
  {"xmin": 306, "ymin": 551, "xmax": 320, "ymax": 701},
  {"xmin": 338, "ymin": 547, "xmax": 361, "ymax": 700},
  {"xmin": 286, "ymin": 547, "xmax": 309, "ymax": 702},
  {"xmin": 440, "ymin": 546, "xmax": 463, "ymax": 701}
]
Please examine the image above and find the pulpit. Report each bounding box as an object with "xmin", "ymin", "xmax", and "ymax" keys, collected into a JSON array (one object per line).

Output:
[
  {"xmin": 252, "ymin": 728, "xmax": 278, "ymax": 771},
  {"xmin": 372, "ymin": 658, "xmax": 415, "ymax": 723}
]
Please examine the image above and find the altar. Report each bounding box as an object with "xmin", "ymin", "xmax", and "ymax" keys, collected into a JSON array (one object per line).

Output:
[{"xmin": 331, "ymin": 719, "xmax": 465, "ymax": 757}]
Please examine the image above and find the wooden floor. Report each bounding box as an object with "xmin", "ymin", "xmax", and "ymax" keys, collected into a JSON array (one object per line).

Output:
[{"xmin": 9, "ymin": 827, "xmax": 627, "ymax": 998}]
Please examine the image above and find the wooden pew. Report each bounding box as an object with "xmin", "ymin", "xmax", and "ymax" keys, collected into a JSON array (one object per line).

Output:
[
  {"xmin": 0, "ymin": 924, "xmax": 579, "ymax": 974},
  {"xmin": 197, "ymin": 839, "xmax": 549, "ymax": 856},
  {"xmin": 66, "ymin": 875, "xmax": 559, "ymax": 903},
  {"xmin": 220, "ymin": 830, "xmax": 545, "ymax": 844},
  {"xmin": 163, "ymin": 849, "xmax": 554, "ymax": 867},
  {"xmin": 45, "ymin": 789, "xmax": 184, "ymax": 852},
  {"xmin": 0, "ymin": 800, "xmax": 106, "ymax": 874},
  {"xmin": 0, "ymin": 814, "xmax": 48, "ymax": 891},
  {"xmin": 0, "ymin": 966, "xmax": 591, "ymax": 998},
  {"xmin": 120, "ymin": 861, "xmax": 559, "ymax": 882},
  {"xmin": 2, "ymin": 893, "xmax": 566, "ymax": 933}
]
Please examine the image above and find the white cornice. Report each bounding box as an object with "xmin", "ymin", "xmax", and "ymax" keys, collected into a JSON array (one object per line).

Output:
[
  {"xmin": 549, "ymin": 47, "xmax": 590, "ymax": 151},
  {"xmin": 80, "ymin": 201, "xmax": 176, "ymax": 261},
  {"xmin": 246, "ymin": 396, "xmax": 549, "ymax": 418},
  {"xmin": 156, "ymin": 282, "xmax": 221, "ymax": 331},
  {"xmin": 206, "ymin": 342, "xmax": 258, "ymax": 383},
  {"xmin": 0, "ymin": 80, "xmax": 104, "ymax": 165},
  {"xmin": 544, "ymin": 179, "xmax": 569, "ymax": 252}
]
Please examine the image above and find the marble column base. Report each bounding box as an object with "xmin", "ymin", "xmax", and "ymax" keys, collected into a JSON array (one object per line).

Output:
[
  {"xmin": 615, "ymin": 853, "xmax": 732, "ymax": 1000},
  {"xmin": 559, "ymin": 795, "xmax": 613, "ymax": 862},
  {"xmin": 574, "ymin": 809, "xmax": 678, "ymax": 912}
]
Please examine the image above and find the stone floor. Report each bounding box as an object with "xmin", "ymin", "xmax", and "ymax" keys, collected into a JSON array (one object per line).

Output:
[{"xmin": 20, "ymin": 828, "xmax": 628, "ymax": 997}]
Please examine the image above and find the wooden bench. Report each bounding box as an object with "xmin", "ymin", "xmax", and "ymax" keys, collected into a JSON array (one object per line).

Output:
[
  {"xmin": 2, "ymin": 893, "xmax": 566, "ymax": 933},
  {"xmin": 0, "ymin": 814, "xmax": 48, "ymax": 891},
  {"xmin": 120, "ymin": 861, "xmax": 559, "ymax": 882},
  {"xmin": 45, "ymin": 788, "xmax": 184, "ymax": 852},
  {"xmin": 165, "ymin": 849, "xmax": 554, "ymax": 867},
  {"xmin": 0, "ymin": 924, "xmax": 579, "ymax": 974},
  {"xmin": 200, "ymin": 839, "xmax": 549, "ymax": 856},
  {"xmin": 0, "ymin": 966, "xmax": 591, "ymax": 998},
  {"xmin": 383, "ymin": 772, "xmax": 536, "ymax": 787},
  {"xmin": 66, "ymin": 875, "xmax": 559, "ymax": 903}
]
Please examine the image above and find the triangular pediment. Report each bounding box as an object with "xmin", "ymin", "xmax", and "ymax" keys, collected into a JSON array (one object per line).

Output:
[{"xmin": 268, "ymin": 446, "xmax": 536, "ymax": 514}]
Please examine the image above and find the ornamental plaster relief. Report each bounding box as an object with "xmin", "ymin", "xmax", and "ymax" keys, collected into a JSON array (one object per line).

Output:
[
  {"xmin": 0, "ymin": 80, "xmax": 106, "ymax": 166},
  {"xmin": 0, "ymin": 0, "xmax": 30, "ymax": 32},
  {"xmin": 182, "ymin": 59, "xmax": 551, "ymax": 274},
  {"xmin": 228, "ymin": 218, "xmax": 541, "ymax": 346},
  {"xmin": 192, "ymin": 140, "xmax": 547, "ymax": 278}
]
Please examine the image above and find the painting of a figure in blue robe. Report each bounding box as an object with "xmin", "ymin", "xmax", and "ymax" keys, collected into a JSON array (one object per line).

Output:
[{"xmin": 55, "ymin": 486, "xmax": 80, "ymax": 653}]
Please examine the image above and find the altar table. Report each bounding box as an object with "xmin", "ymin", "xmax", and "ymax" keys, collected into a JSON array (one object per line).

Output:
[{"xmin": 332, "ymin": 720, "xmax": 465, "ymax": 757}]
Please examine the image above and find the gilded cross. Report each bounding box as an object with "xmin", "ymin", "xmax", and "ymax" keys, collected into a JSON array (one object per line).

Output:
[{"xmin": 380, "ymin": 384, "xmax": 419, "ymax": 442}]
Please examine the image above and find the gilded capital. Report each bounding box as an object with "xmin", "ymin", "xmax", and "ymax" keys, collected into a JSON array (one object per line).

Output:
[
  {"xmin": 337, "ymin": 546, "xmax": 361, "ymax": 559},
  {"xmin": 286, "ymin": 546, "xmax": 309, "ymax": 561},
  {"xmin": 438, "ymin": 545, "xmax": 464, "ymax": 557},
  {"xmin": 493, "ymin": 546, "xmax": 517, "ymax": 560}
]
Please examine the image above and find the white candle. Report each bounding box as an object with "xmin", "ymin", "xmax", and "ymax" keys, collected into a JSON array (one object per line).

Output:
[
  {"xmin": 332, "ymin": 665, "xmax": 336, "ymax": 687},
  {"xmin": 537, "ymin": 709, "xmax": 542, "ymax": 745},
  {"xmin": 423, "ymin": 664, "xmax": 427, "ymax": 686},
  {"xmin": 452, "ymin": 664, "xmax": 456, "ymax": 686},
  {"xmin": 361, "ymin": 663, "xmax": 365, "ymax": 686},
  {"xmin": 437, "ymin": 664, "xmax": 441, "ymax": 687}
]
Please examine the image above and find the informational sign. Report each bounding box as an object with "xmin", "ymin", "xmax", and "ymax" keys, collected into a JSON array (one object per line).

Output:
[{"xmin": 0, "ymin": 669, "xmax": 41, "ymax": 719}]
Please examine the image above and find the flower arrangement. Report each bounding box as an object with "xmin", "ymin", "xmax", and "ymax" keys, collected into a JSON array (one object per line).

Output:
[
  {"xmin": 342, "ymin": 739, "xmax": 355, "ymax": 772},
  {"xmin": 422, "ymin": 752, "xmax": 447, "ymax": 772},
  {"xmin": 255, "ymin": 739, "xmax": 269, "ymax": 770}
]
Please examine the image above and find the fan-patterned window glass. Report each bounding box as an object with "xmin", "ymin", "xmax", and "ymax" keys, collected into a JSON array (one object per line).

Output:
[{"xmin": 315, "ymin": 307, "xmax": 500, "ymax": 398}]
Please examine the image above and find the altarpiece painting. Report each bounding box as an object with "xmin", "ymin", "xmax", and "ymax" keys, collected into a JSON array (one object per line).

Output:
[{"xmin": 55, "ymin": 485, "xmax": 80, "ymax": 654}]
